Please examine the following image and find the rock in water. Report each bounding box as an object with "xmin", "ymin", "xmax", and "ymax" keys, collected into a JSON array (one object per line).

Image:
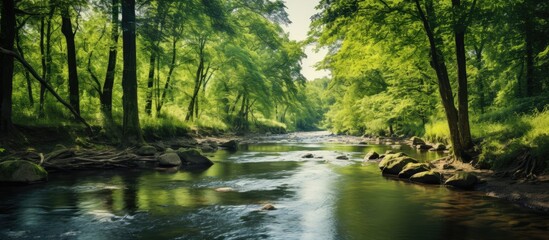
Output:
[
  {"xmin": 398, "ymin": 163, "xmax": 430, "ymax": 178},
  {"xmin": 363, "ymin": 151, "xmax": 380, "ymax": 161},
  {"xmin": 157, "ymin": 153, "xmax": 181, "ymax": 167},
  {"xmin": 0, "ymin": 160, "xmax": 48, "ymax": 184},
  {"xmin": 261, "ymin": 204, "xmax": 276, "ymax": 210},
  {"xmin": 215, "ymin": 187, "xmax": 235, "ymax": 192},
  {"xmin": 410, "ymin": 171, "xmax": 442, "ymax": 184},
  {"xmin": 176, "ymin": 148, "xmax": 214, "ymax": 169},
  {"xmin": 429, "ymin": 143, "xmax": 447, "ymax": 151},
  {"xmin": 220, "ymin": 140, "xmax": 238, "ymax": 151},
  {"xmin": 382, "ymin": 157, "xmax": 419, "ymax": 175},
  {"xmin": 301, "ymin": 153, "xmax": 314, "ymax": 158},
  {"xmin": 444, "ymin": 172, "xmax": 479, "ymax": 190},
  {"xmin": 136, "ymin": 145, "xmax": 157, "ymax": 156},
  {"xmin": 410, "ymin": 136, "xmax": 426, "ymax": 146},
  {"xmin": 336, "ymin": 155, "xmax": 349, "ymax": 160}
]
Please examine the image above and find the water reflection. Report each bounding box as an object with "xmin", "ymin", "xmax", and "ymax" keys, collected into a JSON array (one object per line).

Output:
[{"xmin": 0, "ymin": 143, "xmax": 547, "ymax": 240}]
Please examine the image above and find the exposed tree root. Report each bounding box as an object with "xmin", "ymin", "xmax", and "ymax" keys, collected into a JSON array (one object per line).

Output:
[
  {"xmin": 1, "ymin": 148, "xmax": 158, "ymax": 171},
  {"xmin": 495, "ymin": 150, "xmax": 544, "ymax": 180}
]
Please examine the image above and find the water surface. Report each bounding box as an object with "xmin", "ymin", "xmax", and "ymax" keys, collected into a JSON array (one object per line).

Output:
[{"xmin": 0, "ymin": 140, "xmax": 547, "ymax": 239}]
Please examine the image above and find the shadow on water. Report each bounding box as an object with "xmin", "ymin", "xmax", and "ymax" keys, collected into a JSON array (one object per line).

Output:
[{"xmin": 0, "ymin": 140, "xmax": 547, "ymax": 240}]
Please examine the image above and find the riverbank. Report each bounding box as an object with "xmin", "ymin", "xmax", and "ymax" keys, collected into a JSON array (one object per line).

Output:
[{"xmin": 1, "ymin": 130, "xmax": 548, "ymax": 213}]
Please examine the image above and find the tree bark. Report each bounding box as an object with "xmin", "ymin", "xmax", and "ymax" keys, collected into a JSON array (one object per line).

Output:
[
  {"xmin": 144, "ymin": 54, "xmax": 155, "ymax": 115},
  {"xmin": 121, "ymin": 0, "xmax": 144, "ymax": 146},
  {"xmin": 414, "ymin": 0, "xmax": 466, "ymax": 161},
  {"xmin": 157, "ymin": 36, "xmax": 178, "ymax": 114},
  {"xmin": 102, "ymin": 0, "xmax": 119, "ymax": 124},
  {"xmin": 452, "ymin": 0, "xmax": 473, "ymax": 150},
  {"xmin": 61, "ymin": 7, "xmax": 80, "ymax": 115},
  {"xmin": 0, "ymin": 0, "xmax": 16, "ymax": 137}
]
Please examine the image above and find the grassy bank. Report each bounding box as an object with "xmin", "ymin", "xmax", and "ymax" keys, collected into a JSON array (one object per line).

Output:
[{"xmin": 424, "ymin": 108, "xmax": 549, "ymax": 175}]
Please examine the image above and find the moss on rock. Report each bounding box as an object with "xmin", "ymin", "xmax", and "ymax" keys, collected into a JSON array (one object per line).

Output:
[{"xmin": 0, "ymin": 160, "xmax": 48, "ymax": 184}]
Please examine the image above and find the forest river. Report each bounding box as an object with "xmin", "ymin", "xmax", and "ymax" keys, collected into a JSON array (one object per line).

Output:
[{"xmin": 0, "ymin": 132, "xmax": 547, "ymax": 240}]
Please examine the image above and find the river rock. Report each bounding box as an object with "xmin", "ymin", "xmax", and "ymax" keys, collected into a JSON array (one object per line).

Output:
[
  {"xmin": 0, "ymin": 160, "xmax": 48, "ymax": 184},
  {"xmin": 302, "ymin": 153, "xmax": 314, "ymax": 158},
  {"xmin": 378, "ymin": 152, "xmax": 408, "ymax": 169},
  {"xmin": 416, "ymin": 144, "xmax": 432, "ymax": 150},
  {"xmin": 200, "ymin": 143, "xmax": 216, "ymax": 153},
  {"xmin": 176, "ymin": 148, "xmax": 214, "ymax": 169},
  {"xmin": 381, "ymin": 157, "xmax": 418, "ymax": 175},
  {"xmin": 398, "ymin": 163, "xmax": 430, "ymax": 178},
  {"xmin": 444, "ymin": 172, "xmax": 479, "ymax": 190},
  {"xmin": 336, "ymin": 155, "xmax": 349, "ymax": 160},
  {"xmin": 220, "ymin": 140, "xmax": 238, "ymax": 151},
  {"xmin": 215, "ymin": 187, "xmax": 235, "ymax": 192},
  {"xmin": 429, "ymin": 143, "xmax": 447, "ymax": 151},
  {"xmin": 158, "ymin": 153, "xmax": 181, "ymax": 167},
  {"xmin": 136, "ymin": 145, "xmax": 157, "ymax": 156},
  {"xmin": 410, "ymin": 170, "xmax": 442, "ymax": 184},
  {"xmin": 363, "ymin": 151, "xmax": 380, "ymax": 161},
  {"xmin": 410, "ymin": 136, "xmax": 425, "ymax": 146},
  {"xmin": 261, "ymin": 203, "xmax": 276, "ymax": 210}
]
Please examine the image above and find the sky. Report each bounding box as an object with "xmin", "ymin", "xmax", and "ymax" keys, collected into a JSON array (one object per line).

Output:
[{"xmin": 282, "ymin": 0, "xmax": 330, "ymax": 80}]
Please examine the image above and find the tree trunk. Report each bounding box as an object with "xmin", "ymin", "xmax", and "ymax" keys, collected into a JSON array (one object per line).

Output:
[
  {"xmin": 414, "ymin": 0, "xmax": 466, "ymax": 161},
  {"xmin": 157, "ymin": 36, "xmax": 178, "ymax": 114},
  {"xmin": 525, "ymin": 27, "xmax": 536, "ymax": 97},
  {"xmin": 144, "ymin": 54, "xmax": 155, "ymax": 115},
  {"xmin": 39, "ymin": 5, "xmax": 55, "ymax": 118},
  {"xmin": 452, "ymin": 0, "xmax": 473, "ymax": 150},
  {"xmin": 15, "ymin": 30, "xmax": 33, "ymax": 106},
  {"xmin": 61, "ymin": 8, "xmax": 80, "ymax": 115},
  {"xmin": 474, "ymin": 45, "xmax": 485, "ymax": 114},
  {"xmin": 121, "ymin": 0, "xmax": 144, "ymax": 146},
  {"xmin": 102, "ymin": 0, "xmax": 119, "ymax": 124},
  {"xmin": 0, "ymin": 0, "xmax": 16, "ymax": 137}
]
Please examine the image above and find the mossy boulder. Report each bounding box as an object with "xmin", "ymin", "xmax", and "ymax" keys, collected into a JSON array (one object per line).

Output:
[
  {"xmin": 380, "ymin": 157, "xmax": 418, "ymax": 175},
  {"xmin": 378, "ymin": 152, "xmax": 408, "ymax": 169},
  {"xmin": 176, "ymin": 148, "xmax": 214, "ymax": 169},
  {"xmin": 0, "ymin": 160, "xmax": 48, "ymax": 184},
  {"xmin": 136, "ymin": 145, "xmax": 157, "ymax": 156},
  {"xmin": 363, "ymin": 151, "xmax": 380, "ymax": 161},
  {"xmin": 158, "ymin": 153, "xmax": 181, "ymax": 167},
  {"xmin": 429, "ymin": 143, "xmax": 447, "ymax": 151},
  {"xmin": 416, "ymin": 144, "xmax": 432, "ymax": 150},
  {"xmin": 410, "ymin": 170, "xmax": 442, "ymax": 184},
  {"xmin": 398, "ymin": 163, "xmax": 430, "ymax": 178},
  {"xmin": 444, "ymin": 172, "xmax": 479, "ymax": 190}
]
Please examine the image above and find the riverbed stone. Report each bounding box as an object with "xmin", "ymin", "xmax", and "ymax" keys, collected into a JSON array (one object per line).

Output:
[
  {"xmin": 136, "ymin": 145, "xmax": 157, "ymax": 156},
  {"xmin": 158, "ymin": 153, "xmax": 181, "ymax": 167},
  {"xmin": 398, "ymin": 163, "xmax": 430, "ymax": 178},
  {"xmin": 429, "ymin": 143, "xmax": 447, "ymax": 151},
  {"xmin": 410, "ymin": 170, "xmax": 442, "ymax": 184},
  {"xmin": 0, "ymin": 160, "xmax": 48, "ymax": 184},
  {"xmin": 378, "ymin": 152, "xmax": 408, "ymax": 169},
  {"xmin": 302, "ymin": 153, "xmax": 314, "ymax": 158},
  {"xmin": 336, "ymin": 155, "xmax": 349, "ymax": 160},
  {"xmin": 444, "ymin": 172, "xmax": 479, "ymax": 190},
  {"xmin": 381, "ymin": 157, "xmax": 418, "ymax": 175},
  {"xmin": 220, "ymin": 140, "xmax": 238, "ymax": 151},
  {"xmin": 363, "ymin": 151, "xmax": 380, "ymax": 161},
  {"xmin": 416, "ymin": 144, "xmax": 432, "ymax": 150},
  {"xmin": 261, "ymin": 203, "xmax": 276, "ymax": 210},
  {"xmin": 176, "ymin": 148, "xmax": 214, "ymax": 169},
  {"xmin": 410, "ymin": 136, "xmax": 425, "ymax": 146}
]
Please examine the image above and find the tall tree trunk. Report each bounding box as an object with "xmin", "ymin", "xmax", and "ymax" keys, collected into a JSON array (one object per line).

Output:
[
  {"xmin": 39, "ymin": 5, "xmax": 55, "ymax": 118},
  {"xmin": 144, "ymin": 54, "xmax": 155, "ymax": 115},
  {"xmin": 452, "ymin": 0, "xmax": 473, "ymax": 150},
  {"xmin": 474, "ymin": 45, "xmax": 485, "ymax": 114},
  {"xmin": 15, "ymin": 30, "xmax": 33, "ymax": 106},
  {"xmin": 157, "ymin": 36, "xmax": 177, "ymax": 114},
  {"xmin": 0, "ymin": 0, "xmax": 16, "ymax": 137},
  {"xmin": 121, "ymin": 0, "xmax": 144, "ymax": 145},
  {"xmin": 415, "ymin": 0, "xmax": 466, "ymax": 161},
  {"xmin": 102, "ymin": 0, "xmax": 119, "ymax": 124},
  {"xmin": 61, "ymin": 8, "xmax": 80, "ymax": 115}
]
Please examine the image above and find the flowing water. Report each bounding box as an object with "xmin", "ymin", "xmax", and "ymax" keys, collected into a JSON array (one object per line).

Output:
[{"xmin": 1, "ymin": 133, "xmax": 547, "ymax": 240}]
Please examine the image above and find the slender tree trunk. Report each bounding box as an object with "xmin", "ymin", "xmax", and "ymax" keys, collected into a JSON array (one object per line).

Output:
[
  {"xmin": 39, "ymin": 5, "xmax": 55, "ymax": 117},
  {"xmin": 474, "ymin": 45, "xmax": 485, "ymax": 114},
  {"xmin": 0, "ymin": 0, "xmax": 16, "ymax": 137},
  {"xmin": 61, "ymin": 8, "xmax": 80, "ymax": 115},
  {"xmin": 452, "ymin": 0, "xmax": 473, "ymax": 150},
  {"xmin": 415, "ymin": 0, "xmax": 466, "ymax": 161},
  {"xmin": 15, "ymin": 30, "xmax": 33, "ymax": 106},
  {"xmin": 144, "ymin": 54, "xmax": 155, "ymax": 115},
  {"xmin": 121, "ymin": 0, "xmax": 144, "ymax": 145},
  {"xmin": 157, "ymin": 37, "xmax": 178, "ymax": 114},
  {"xmin": 102, "ymin": 0, "xmax": 119, "ymax": 123}
]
